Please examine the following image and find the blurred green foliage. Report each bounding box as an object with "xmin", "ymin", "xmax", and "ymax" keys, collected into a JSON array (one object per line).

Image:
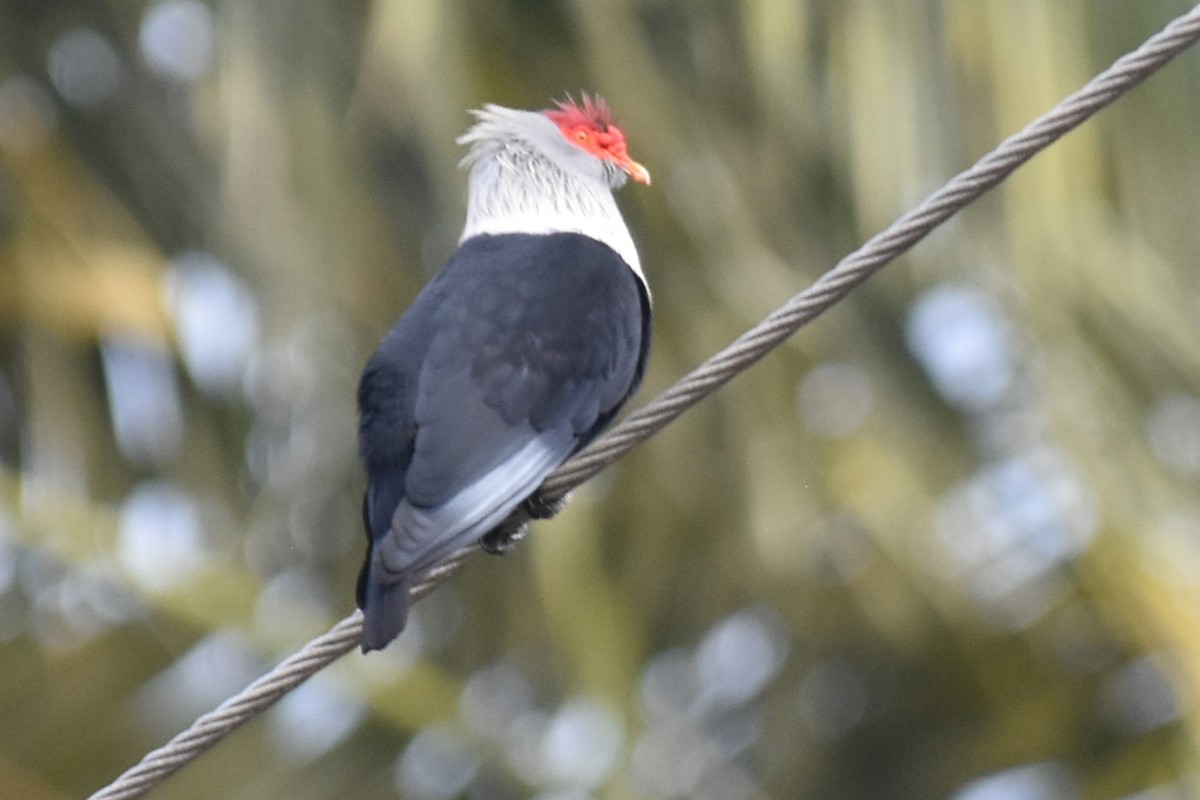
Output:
[{"xmin": 2, "ymin": 1, "xmax": 1200, "ymax": 798}]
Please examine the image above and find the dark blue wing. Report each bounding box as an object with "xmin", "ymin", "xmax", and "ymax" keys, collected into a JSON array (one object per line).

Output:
[{"xmin": 357, "ymin": 232, "xmax": 650, "ymax": 650}]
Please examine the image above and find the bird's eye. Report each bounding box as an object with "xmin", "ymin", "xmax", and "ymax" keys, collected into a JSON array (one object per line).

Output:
[{"xmin": 575, "ymin": 130, "xmax": 589, "ymax": 142}]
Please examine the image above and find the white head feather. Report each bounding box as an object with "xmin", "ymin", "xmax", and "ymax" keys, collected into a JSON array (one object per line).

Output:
[{"xmin": 457, "ymin": 103, "xmax": 646, "ymax": 286}]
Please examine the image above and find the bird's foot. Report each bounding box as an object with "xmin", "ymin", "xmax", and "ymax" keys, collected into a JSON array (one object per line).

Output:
[
  {"xmin": 523, "ymin": 491, "xmax": 571, "ymax": 520},
  {"xmin": 479, "ymin": 493, "xmax": 571, "ymax": 555},
  {"xmin": 480, "ymin": 515, "xmax": 529, "ymax": 555}
]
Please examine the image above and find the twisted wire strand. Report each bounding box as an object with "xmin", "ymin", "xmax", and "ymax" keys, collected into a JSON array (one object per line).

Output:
[
  {"xmin": 87, "ymin": 6, "xmax": 1200, "ymax": 798},
  {"xmin": 88, "ymin": 562, "xmax": 470, "ymax": 800}
]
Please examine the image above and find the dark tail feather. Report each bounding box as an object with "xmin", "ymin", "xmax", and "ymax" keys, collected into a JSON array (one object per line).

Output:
[{"xmin": 359, "ymin": 555, "xmax": 411, "ymax": 653}]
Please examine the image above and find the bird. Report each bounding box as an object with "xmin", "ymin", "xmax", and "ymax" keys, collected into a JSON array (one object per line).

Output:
[{"xmin": 356, "ymin": 95, "xmax": 652, "ymax": 652}]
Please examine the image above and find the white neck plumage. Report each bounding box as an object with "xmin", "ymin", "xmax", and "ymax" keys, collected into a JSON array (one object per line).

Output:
[{"xmin": 457, "ymin": 128, "xmax": 646, "ymax": 288}]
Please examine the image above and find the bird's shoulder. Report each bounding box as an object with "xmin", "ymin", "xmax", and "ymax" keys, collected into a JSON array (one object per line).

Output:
[
  {"xmin": 439, "ymin": 232, "xmax": 644, "ymax": 361},
  {"xmin": 426, "ymin": 233, "xmax": 645, "ymax": 424}
]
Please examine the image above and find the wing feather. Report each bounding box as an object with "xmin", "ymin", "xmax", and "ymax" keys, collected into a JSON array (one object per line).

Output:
[
  {"xmin": 357, "ymin": 231, "xmax": 650, "ymax": 649},
  {"xmin": 378, "ymin": 429, "xmax": 575, "ymax": 575}
]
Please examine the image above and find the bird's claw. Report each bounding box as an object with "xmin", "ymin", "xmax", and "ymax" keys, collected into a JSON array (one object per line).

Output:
[
  {"xmin": 523, "ymin": 491, "xmax": 571, "ymax": 520},
  {"xmin": 480, "ymin": 516, "xmax": 529, "ymax": 555},
  {"xmin": 479, "ymin": 493, "xmax": 571, "ymax": 554}
]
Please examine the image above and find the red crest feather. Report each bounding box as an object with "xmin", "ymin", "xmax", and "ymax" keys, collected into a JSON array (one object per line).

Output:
[
  {"xmin": 540, "ymin": 93, "xmax": 650, "ymax": 185},
  {"xmin": 546, "ymin": 93, "xmax": 614, "ymax": 132}
]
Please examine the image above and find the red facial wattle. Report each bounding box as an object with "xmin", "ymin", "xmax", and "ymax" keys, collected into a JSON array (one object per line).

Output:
[{"xmin": 546, "ymin": 98, "xmax": 651, "ymax": 185}]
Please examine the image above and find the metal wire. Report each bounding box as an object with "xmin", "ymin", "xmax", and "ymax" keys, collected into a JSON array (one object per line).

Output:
[{"xmin": 87, "ymin": 6, "xmax": 1200, "ymax": 797}]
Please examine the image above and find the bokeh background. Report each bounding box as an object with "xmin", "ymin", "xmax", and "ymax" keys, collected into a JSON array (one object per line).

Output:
[{"xmin": 2, "ymin": 1, "xmax": 1200, "ymax": 798}]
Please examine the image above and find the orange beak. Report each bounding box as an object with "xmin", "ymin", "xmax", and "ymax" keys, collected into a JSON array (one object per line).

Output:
[{"xmin": 621, "ymin": 158, "xmax": 651, "ymax": 185}]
